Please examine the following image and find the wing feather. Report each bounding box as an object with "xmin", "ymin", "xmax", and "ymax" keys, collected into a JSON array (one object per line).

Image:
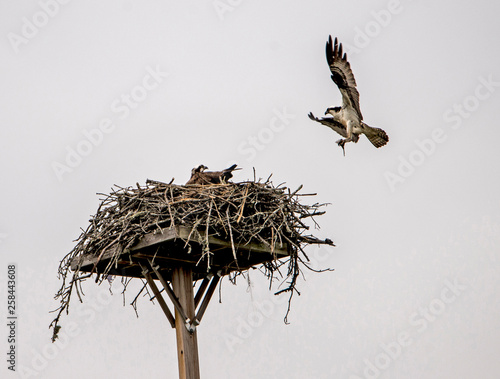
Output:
[
  {"xmin": 362, "ymin": 123, "xmax": 389, "ymax": 148},
  {"xmin": 326, "ymin": 36, "xmax": 363, "ymax": 120},
  {"xmin": 308, "ymin": 112, "xmax": 348, "ymax": 138}
]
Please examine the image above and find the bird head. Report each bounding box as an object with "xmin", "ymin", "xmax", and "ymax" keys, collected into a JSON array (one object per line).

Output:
[
  {"xmin": 325, "ymin": 106, "xmax": 341, "ymax": 116},
  {"xmin": 192, "ymin": 165, "xmax": 208, "ymax": 174}
]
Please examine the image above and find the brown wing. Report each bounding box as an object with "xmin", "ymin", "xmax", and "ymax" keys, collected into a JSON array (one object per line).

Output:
[
  {"xmin": 308, "ymin": 112, "xmax": 348, "ymax": 138},
  {"xmin": 202, "ymin": 164, "xmax": 238, "ymax": 184},
  {"xmin": 186, "ymin": 172, "xmax": 210, "ymax": 185},
  {"xmin": 326, "ymin": 36, "xmax": 363, "ymax": 120}
]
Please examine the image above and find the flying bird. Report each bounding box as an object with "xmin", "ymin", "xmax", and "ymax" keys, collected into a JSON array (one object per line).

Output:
[
  {"xmin": 186, "ymin": 164, "xmax": 239, "ymax": 185},
  {"xmin": 308, "ymin": 36, "xmax": 389, "ymax": 155}
]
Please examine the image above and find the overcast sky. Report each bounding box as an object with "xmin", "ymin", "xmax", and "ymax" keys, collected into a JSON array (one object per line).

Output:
[{"xmin": 1, "ymin": 1, "xmax": 500, "ymax": 378}]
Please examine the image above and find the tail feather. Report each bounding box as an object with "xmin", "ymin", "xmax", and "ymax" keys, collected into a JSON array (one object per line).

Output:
[
  {"xmin": 363, "ymin": 124, "xmax": 389, "ymax": 148},
  {"xmin": 224, "ymin": 164, "xmax": 237, "ymax": 173},
  {"xmin": 221, "ymin": 164, "xmax": 238, "ymax": 182}
]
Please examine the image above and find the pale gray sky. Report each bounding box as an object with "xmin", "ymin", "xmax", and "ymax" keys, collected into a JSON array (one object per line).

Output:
[{"xmin": 1, "ymin": 1, "xmax": 500, "ymax": 378}]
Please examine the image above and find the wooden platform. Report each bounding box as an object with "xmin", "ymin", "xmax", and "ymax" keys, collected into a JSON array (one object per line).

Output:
[{"xmin": 70, "ymin": 225, "xmax": 290, "ymax": 281}]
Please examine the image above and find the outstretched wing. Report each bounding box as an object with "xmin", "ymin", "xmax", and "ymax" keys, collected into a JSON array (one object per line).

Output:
[
  {"xmin": 308, "ymin": 112, "xmax": 348, "ymax": 138},
  {"xmin": 326, "ymin": 36, "xmax": 363, "ymax": 120}
]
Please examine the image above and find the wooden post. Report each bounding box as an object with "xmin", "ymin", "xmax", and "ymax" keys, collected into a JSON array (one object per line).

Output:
[{"xmin": 171, "ymin": 266, "xmax": 200, "ymax": 379}]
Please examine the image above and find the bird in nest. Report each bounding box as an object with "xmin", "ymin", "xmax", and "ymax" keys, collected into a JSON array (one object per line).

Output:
[
  {"xmin": 186, "ymin": 164, "xmax": 239, "ymax": 185},
  {"xmin": 308, "ymin": 36, "xmax": 389, "ymax": 155}
]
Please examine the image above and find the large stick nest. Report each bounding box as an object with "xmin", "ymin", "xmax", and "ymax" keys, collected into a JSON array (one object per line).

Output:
[{"xmin": 50, "ymin": 176, "xmax": 334, "ymax": 341}]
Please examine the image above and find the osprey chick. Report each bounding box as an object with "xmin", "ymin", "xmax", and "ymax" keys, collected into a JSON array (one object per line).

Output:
[
  {"xmin": 309, "ymin": 36, "xmax": 389, "ymax": 155},
  {"xmin": 186, "ymin": 164, "xmax": 239, "ymax": 185}
]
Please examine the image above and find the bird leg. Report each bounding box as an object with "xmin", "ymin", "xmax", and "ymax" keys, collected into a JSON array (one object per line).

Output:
[{"xmin": 336, "ymin": 121, "xmax": 355, "ymax": 156}]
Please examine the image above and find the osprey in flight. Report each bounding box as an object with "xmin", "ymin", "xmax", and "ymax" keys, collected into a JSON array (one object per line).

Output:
[
  {"xmin": 308, "ymin": 36, "xmax": 389, "ymax": 155},
  {"xmin": 186, "ymin": 164, "xmax": 239, "ymax": 185}
]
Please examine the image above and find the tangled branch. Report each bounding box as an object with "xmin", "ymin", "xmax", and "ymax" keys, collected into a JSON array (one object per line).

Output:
[{"xmin": 50, "ymin": 176, "xmax": 334, "ymax": 341}]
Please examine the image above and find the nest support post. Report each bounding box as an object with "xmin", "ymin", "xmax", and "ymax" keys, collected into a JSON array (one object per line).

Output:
[
  {"xmin": 139, "ymin": 258, "xmax": 222, "ymax": 379},
  {"xmin": 141, "ymin": 265, "xmax": 176, "ymax": 328},
  {"xmin": 171, "ymin": 266, "xmax": 200, "ymax": 379},
  {"xmin": 57, "ymin": 180, "xmax": 335, "ymax": 379}
]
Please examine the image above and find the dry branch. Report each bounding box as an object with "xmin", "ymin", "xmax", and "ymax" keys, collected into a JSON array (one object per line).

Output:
[{"xmin": 50, "ymin": 176, "xmax": 334, "ymax": 341}]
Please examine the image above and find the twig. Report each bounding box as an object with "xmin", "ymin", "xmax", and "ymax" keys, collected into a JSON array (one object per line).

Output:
[{"xmin": 50, "ymin": 175, "xmax": 335, "ymax": 341}]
